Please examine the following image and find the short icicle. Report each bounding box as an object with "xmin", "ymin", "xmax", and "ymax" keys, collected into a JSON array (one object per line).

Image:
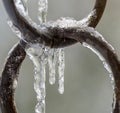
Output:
[
  {"xmin": 48, "ymin": 49, "xmax": 57, "ymax": 85},
  {"xmin": 58, "ymin": 48, "xmax": 65, "ymax": 94}
]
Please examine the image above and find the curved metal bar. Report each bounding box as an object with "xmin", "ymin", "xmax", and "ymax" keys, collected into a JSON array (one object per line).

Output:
[
  {"xmin": 2, "ymin": 0, "xmax": 107, "ymax": 48},
  {"xmin": 0, "ymin": 42, "xmax": 26, "ymax": 113},
  {"xmin": 90, "ymin": 0, "xmax": 107, "ymax": 27}
]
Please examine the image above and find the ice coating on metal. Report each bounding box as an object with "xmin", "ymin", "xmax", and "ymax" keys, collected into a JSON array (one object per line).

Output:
[
  {"xmin": 7, "ymin": 19, "xmax": 29, "ymax": 44},
  {"xmin": 7, "ymin": 20, "xmax": 23, "ymax": 39},
  {"xmin": 14, "ymin": 0, "xmax": 28, "ymax": 16},
  {"xmin": 22, "ymin": 0, "xmax": 28, "ymax": 14},
  {"xmin": 82, "ymin": 42, "xmax": 114, "ymax": 85},
  {"xmin": 14, "ymin": 0, "xmax": 40, "ymax": 31},
  {"xmin": 78, "ymin": 10, "xmax": 96, "ymax": 26},
  {"xmin": 48, "ymin": 14, "xmax": 98, "ymax": 28}
]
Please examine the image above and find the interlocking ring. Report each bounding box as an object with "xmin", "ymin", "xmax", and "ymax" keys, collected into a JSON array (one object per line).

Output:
[{"xmin": 5, "ymin": 1, "xmax": 120, "ymax": 113}]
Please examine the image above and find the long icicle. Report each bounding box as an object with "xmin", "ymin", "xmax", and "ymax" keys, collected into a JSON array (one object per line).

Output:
[
  {"xmin": 34, "ymin": 58, "xmax": 46, "ymax": 113},
  {"xmin": 31, "ymin": 1, "xmax": 48, "ymax": 113},
  {"xmin": 26, "ymin": 45, "xmax": 47, "ymax": 113}
]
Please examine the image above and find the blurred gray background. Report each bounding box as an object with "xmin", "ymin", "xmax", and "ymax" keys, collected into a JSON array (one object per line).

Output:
[{"xmin": 0, "ymin": 0, "xmax": 120, "ymax": 113}]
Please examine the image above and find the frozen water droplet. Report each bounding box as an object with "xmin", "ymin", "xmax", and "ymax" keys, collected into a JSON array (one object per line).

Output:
[
  {"xmin": 58, "ymin": 48, "xmax": 65, "ymax": 94},
  {"xmin": 13, "ymin": 79, "xmax": 18, "ymax": 89},
  {"xmin": 82, "ymin": 42, "xmax": 114, "ymax": 85}
]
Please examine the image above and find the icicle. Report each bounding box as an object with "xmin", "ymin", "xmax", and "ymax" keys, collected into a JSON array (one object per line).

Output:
[
  {"xmin": 26, "ymin": 44, "xmax": 65, "ymax": 113},
  {"xmin": 58, "ymin": 48, "xmax": 65, "ymax": 94},
  {"xmin": 38, "ymin": 0, "xmax": 48, "ymax": 23},
  {"xmin": 34, "ymin": 60, "xmax": 46, "ymax": 113},
  {"xmin": 48, "ymin": 49, "xmax": 58, "ymax": 85},
  {"xmin": 26, "ymin": 44, "xmax": 47, "ymax": 113}
]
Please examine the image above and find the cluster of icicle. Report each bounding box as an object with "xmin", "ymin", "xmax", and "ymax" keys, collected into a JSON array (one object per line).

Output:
[
  {"xmin": 26, "ymin": 44, "xmax": 65, "ymax": 113},
  {"xmin": 8, "ymin": 0, "xmax": 65, "ymax": 113}
]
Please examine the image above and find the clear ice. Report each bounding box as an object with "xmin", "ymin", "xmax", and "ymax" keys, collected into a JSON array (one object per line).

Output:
[
  {"xmin": 48, "ymin": 49, "xmax": 57, "ymax": 85},
  {"xmin": 58, "ymin": 48, "xmax": 65, "ymax": 94},
  {"xmin": 26, "ymin": 44, "xmax": 65, "ymax": 113},
  {"xmin": 26, "ymin": 45, "xmax": 46, "ymax": 113}
]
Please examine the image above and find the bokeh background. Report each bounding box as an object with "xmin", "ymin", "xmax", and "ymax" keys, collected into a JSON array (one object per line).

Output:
[{"xmin": 0, "ymin": 0, "xmax": 120, "ymax": 113}]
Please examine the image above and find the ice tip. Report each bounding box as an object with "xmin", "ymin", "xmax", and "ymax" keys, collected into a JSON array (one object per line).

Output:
[
  {"xmin": 13, "ymin": 79, "xmax": 18, "ymax": 90},
  {"xmin": 58, "ymin": 88, "xmax": 64, "ymax": 94},
  {"xmin": 49, "ymin": 79, "xmax": 56, "ymax": 85}
]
